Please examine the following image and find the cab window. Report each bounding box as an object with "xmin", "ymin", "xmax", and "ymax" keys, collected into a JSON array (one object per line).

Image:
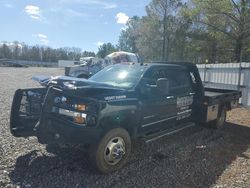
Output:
[
  {"xmin": 142, "ymin": 67, "xmax": 166, "ymax": 85},
  {"xmin": 140, "ymin": 66, "xmax": 192, "ymax": 95},
  {"xmin": 165, "ymin": 69, "xmax": 192, "ymax": 94}
]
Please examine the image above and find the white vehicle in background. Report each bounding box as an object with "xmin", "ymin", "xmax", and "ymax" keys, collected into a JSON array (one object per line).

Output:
[
  {"xmin": 79, "ymin": 57, "xmax": 95, "ymax": 64},
  {"xmin": 65, "ymin": 51, "xmax": 140, "ymax": 79},
  {"xmin": 104, "ymin": 51, "xmax": 139, "ymax": 64},
  {"xmin": 65, "ymin": 57, "xmax": 104, "ymax": 79}
]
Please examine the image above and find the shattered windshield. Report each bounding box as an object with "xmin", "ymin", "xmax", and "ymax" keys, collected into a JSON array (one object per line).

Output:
[{"xmin": 89, "ymin": 64, "xmax": 146, "ymax": 89}]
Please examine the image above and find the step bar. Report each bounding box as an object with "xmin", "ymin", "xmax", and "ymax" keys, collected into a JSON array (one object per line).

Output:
[{"xmin": 145, "ymin": 123, "xmax": 196, "ymax": 143}]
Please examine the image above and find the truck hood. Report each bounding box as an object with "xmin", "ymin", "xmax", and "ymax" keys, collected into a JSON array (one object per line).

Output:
[{"xmin": 32, "ymin": 75, "xmax": 124, "ymax": 92}]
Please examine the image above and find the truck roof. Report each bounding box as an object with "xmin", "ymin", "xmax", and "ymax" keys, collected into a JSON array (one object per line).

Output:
[
  {"xmin": 150, "ymin": 61, "xmax": 195, "ymax": 67},
  {"xmin": 120, "ymin": 61, "xmax": 195, "ymax": 70}
]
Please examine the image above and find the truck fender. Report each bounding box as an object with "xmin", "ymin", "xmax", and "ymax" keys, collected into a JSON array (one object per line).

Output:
[{"xmin": 98, "ymin": 110, "xmax": 140, "ymax": 139}]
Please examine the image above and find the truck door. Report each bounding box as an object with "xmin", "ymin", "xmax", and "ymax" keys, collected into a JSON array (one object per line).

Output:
[
  {"xmin": 166, "ymin": 69, "xmax": 194, "ymax": 124},
  {"xmin": 10, "ymin": 88, "xmax": 46, "ymax": 137},
  {"xmin": 139, "ymin": 67, "xmax": 177, "ymax": 133}
]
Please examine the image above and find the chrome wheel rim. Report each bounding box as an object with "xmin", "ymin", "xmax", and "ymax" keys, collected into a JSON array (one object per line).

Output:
[{"xmin": 104, "ymin": 137, "xmax": 126, "ymax": 165}]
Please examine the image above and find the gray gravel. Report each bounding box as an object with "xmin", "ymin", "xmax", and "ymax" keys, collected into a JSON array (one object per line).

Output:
[{"xmin": 0, "ymin": 67, "xmax": 249, "ymax": 188}]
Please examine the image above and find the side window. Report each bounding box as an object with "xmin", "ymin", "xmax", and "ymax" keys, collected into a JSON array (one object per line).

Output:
[
  {"xmin": 140, "ymin": 67, "xmax": 168, "ymax": 97},
  {"xmin": 143, "ymin": 68, "xmax": 166, "ymax": 85},
  {"xmin": 140, "ymin": 67, "xmax": 192, "ymax": 96},
  {"xmin": 165, "ymin": 69, "xmax": 192, "ymax": 94}
]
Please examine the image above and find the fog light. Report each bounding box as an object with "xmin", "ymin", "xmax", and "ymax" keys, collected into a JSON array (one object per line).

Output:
[{"xmin": 74, "ymin": 113, "xmax": 86, "ymax": 124}]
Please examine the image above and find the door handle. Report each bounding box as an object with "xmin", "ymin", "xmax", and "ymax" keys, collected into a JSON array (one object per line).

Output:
[
  {"xmin": 189, "ymin": 92, "xmax": 195, "ymax": 95},
  {"xmin": 166, "ymin": 96, "xmax": 174, "ymax": 99}
]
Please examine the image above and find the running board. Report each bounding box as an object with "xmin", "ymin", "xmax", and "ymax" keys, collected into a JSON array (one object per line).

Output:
[{"xmin": 144, "ymin": 123, "xmax": 196, "ymax": 143}]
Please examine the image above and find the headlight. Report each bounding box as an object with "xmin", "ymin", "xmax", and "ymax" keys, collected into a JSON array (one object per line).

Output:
[
  {"xmin": 54, "ymin": 96, "xmax": 87, "ymax": 112},
  {"xmin": 54, "ymin": 96, "xmax": 67, "ymax": 104},
  {"xmin": 52, "ymin": 95, "xmax": 97, "ymax": 126},
  {"xmin": 52, "ymin": 106, "xmax": 96, "ymax": 126},
  {"xmin": 73, "ymin": 104, "xmax": 86, "ymax": 111},
  {"xmin": 52, "ymin": 107, "xmax": 87, "ymax": 125}
]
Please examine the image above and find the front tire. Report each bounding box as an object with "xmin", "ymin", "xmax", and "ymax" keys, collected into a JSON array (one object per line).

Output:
[{"xmin": 89, "ymin": 128, "xmax": 131, "ymax": 173}]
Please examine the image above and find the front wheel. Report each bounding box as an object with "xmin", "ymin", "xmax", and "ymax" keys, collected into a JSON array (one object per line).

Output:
[{"xmin": 89, "ymin": 128, "xmax": 131, "ymax": 173}]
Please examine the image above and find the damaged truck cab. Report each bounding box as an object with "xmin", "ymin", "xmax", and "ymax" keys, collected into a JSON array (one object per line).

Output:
[{"xmin": 10, "ymin": 62, "xmax": 241, "ymax": 173}]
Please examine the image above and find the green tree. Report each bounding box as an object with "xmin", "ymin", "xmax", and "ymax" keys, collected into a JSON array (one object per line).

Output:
[
  {"xmin": 136, "ymin": 15, "xmax": 163, "ymax": 61},
  {"xmin": 117, "ymin": 16, "xmax": 141, "ymax": 53},
  {"xmin": 81, "ymin": 51, "xmax": 95, "ymax": 57},
  {"xmin": 184, "ymin": 0, "xmax": 250, "ymax": 62},
  {"xmin": 30, "ymin": 46, "xmax": 40, "ymax": 61},
  {"xmin": 56, "ymin": 48, "xmax": 68, "ymax": 60},
  {"xmin": 97, "ymin": 43, "xmax": 117, "ymax": 58},
  {"xmin": 135, "ymin": 0, "xmax": 185, "ymax": 62},
  {"xmin": 12, "ymin": 41, "xmax": 21, "ymax": 59},
  {"xmin": 20, "ymin": 43, "xmax": 29, "ymax": 60},
  {"xmin": 147, "ymin": 0, "xmax": 182, "ymax": 61},
  {"xmin": 0, "ymin": 41, "xmax": 90, "ymax": 62},
  {"xmin": 0, "ymin": 44, "xmax": 11, "ymax": 59}
]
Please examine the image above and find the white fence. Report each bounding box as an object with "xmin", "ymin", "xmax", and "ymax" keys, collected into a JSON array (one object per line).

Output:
[
  {"xmin": 197, "ymin": 62, "xmax": 250, "ymax": 106},
  {"xmin": 0, "ymin": 59, "xmax": 57, "ymax": 67},
  {"xmin": 14, "ymin": 60, "xmax": 58, "ymax": 67}
]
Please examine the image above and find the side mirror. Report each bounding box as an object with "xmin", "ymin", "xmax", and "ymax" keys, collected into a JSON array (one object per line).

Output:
[{"xmin": 156, "ymin": 78, "xmax": 169, "ymax": 95}]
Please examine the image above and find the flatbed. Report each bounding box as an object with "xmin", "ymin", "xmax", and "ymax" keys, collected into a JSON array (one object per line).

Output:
[{"xmin": 204, "ymin": 88, "xmax": 241, "ymax": 105}]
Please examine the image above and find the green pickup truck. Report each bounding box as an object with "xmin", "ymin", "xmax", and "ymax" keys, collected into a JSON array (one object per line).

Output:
[{"xmin": 10, "ymin": 62, "xmax": 241, "ymax": 173}]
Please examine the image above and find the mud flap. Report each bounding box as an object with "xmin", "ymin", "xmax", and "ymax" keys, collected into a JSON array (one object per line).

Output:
[{"xmin": 10, "ymin": 88, "xmax": 47, "ymax": 137}]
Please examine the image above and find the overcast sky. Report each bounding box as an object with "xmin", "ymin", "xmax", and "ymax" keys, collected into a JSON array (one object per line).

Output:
[{"xmin": 0, "ymin": 0, "xmax": 151, "ymax": 52}]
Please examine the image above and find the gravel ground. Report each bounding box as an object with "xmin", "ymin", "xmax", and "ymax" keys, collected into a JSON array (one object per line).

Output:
[{"xmin": 0, "ymin": 67, "xmax": 249, "ymax": 188}]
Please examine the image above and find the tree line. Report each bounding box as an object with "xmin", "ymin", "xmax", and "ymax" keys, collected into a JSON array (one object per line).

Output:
[
  {"xmin": 0, "ymin": 42, "xmax": 95, "ymax": 62},
  {"xmin": 1, "ymin": 0, "xmax": 249, "ymax": 64},
  {"xmin": 117, "ymin": 0, "xmax": 250, "ymax": 63}
]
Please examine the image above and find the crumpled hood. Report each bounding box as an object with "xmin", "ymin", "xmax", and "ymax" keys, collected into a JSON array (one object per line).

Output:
[{"xmin": 32, "ymin": 75, "xmax": 122, "ymax": 91}]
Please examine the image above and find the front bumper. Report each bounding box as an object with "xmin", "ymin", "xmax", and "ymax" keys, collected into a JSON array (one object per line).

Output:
[{"xmin": 36, "ymin": 114, "xmax": 102, "ymax": 145}]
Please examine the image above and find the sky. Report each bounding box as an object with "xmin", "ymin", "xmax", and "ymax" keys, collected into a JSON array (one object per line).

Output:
[{"xmin": 0, "ymin": 0, "xmax": 151, "ymax": 52}]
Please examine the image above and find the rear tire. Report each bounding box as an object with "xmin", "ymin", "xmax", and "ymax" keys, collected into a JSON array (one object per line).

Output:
[
  {"xmin": 89, "ymin": 128, "xmax": 131, "ymax": 174},
  {"xmin": 212, "ymin": 107, "xmax": 226, "ymax": 129}
]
